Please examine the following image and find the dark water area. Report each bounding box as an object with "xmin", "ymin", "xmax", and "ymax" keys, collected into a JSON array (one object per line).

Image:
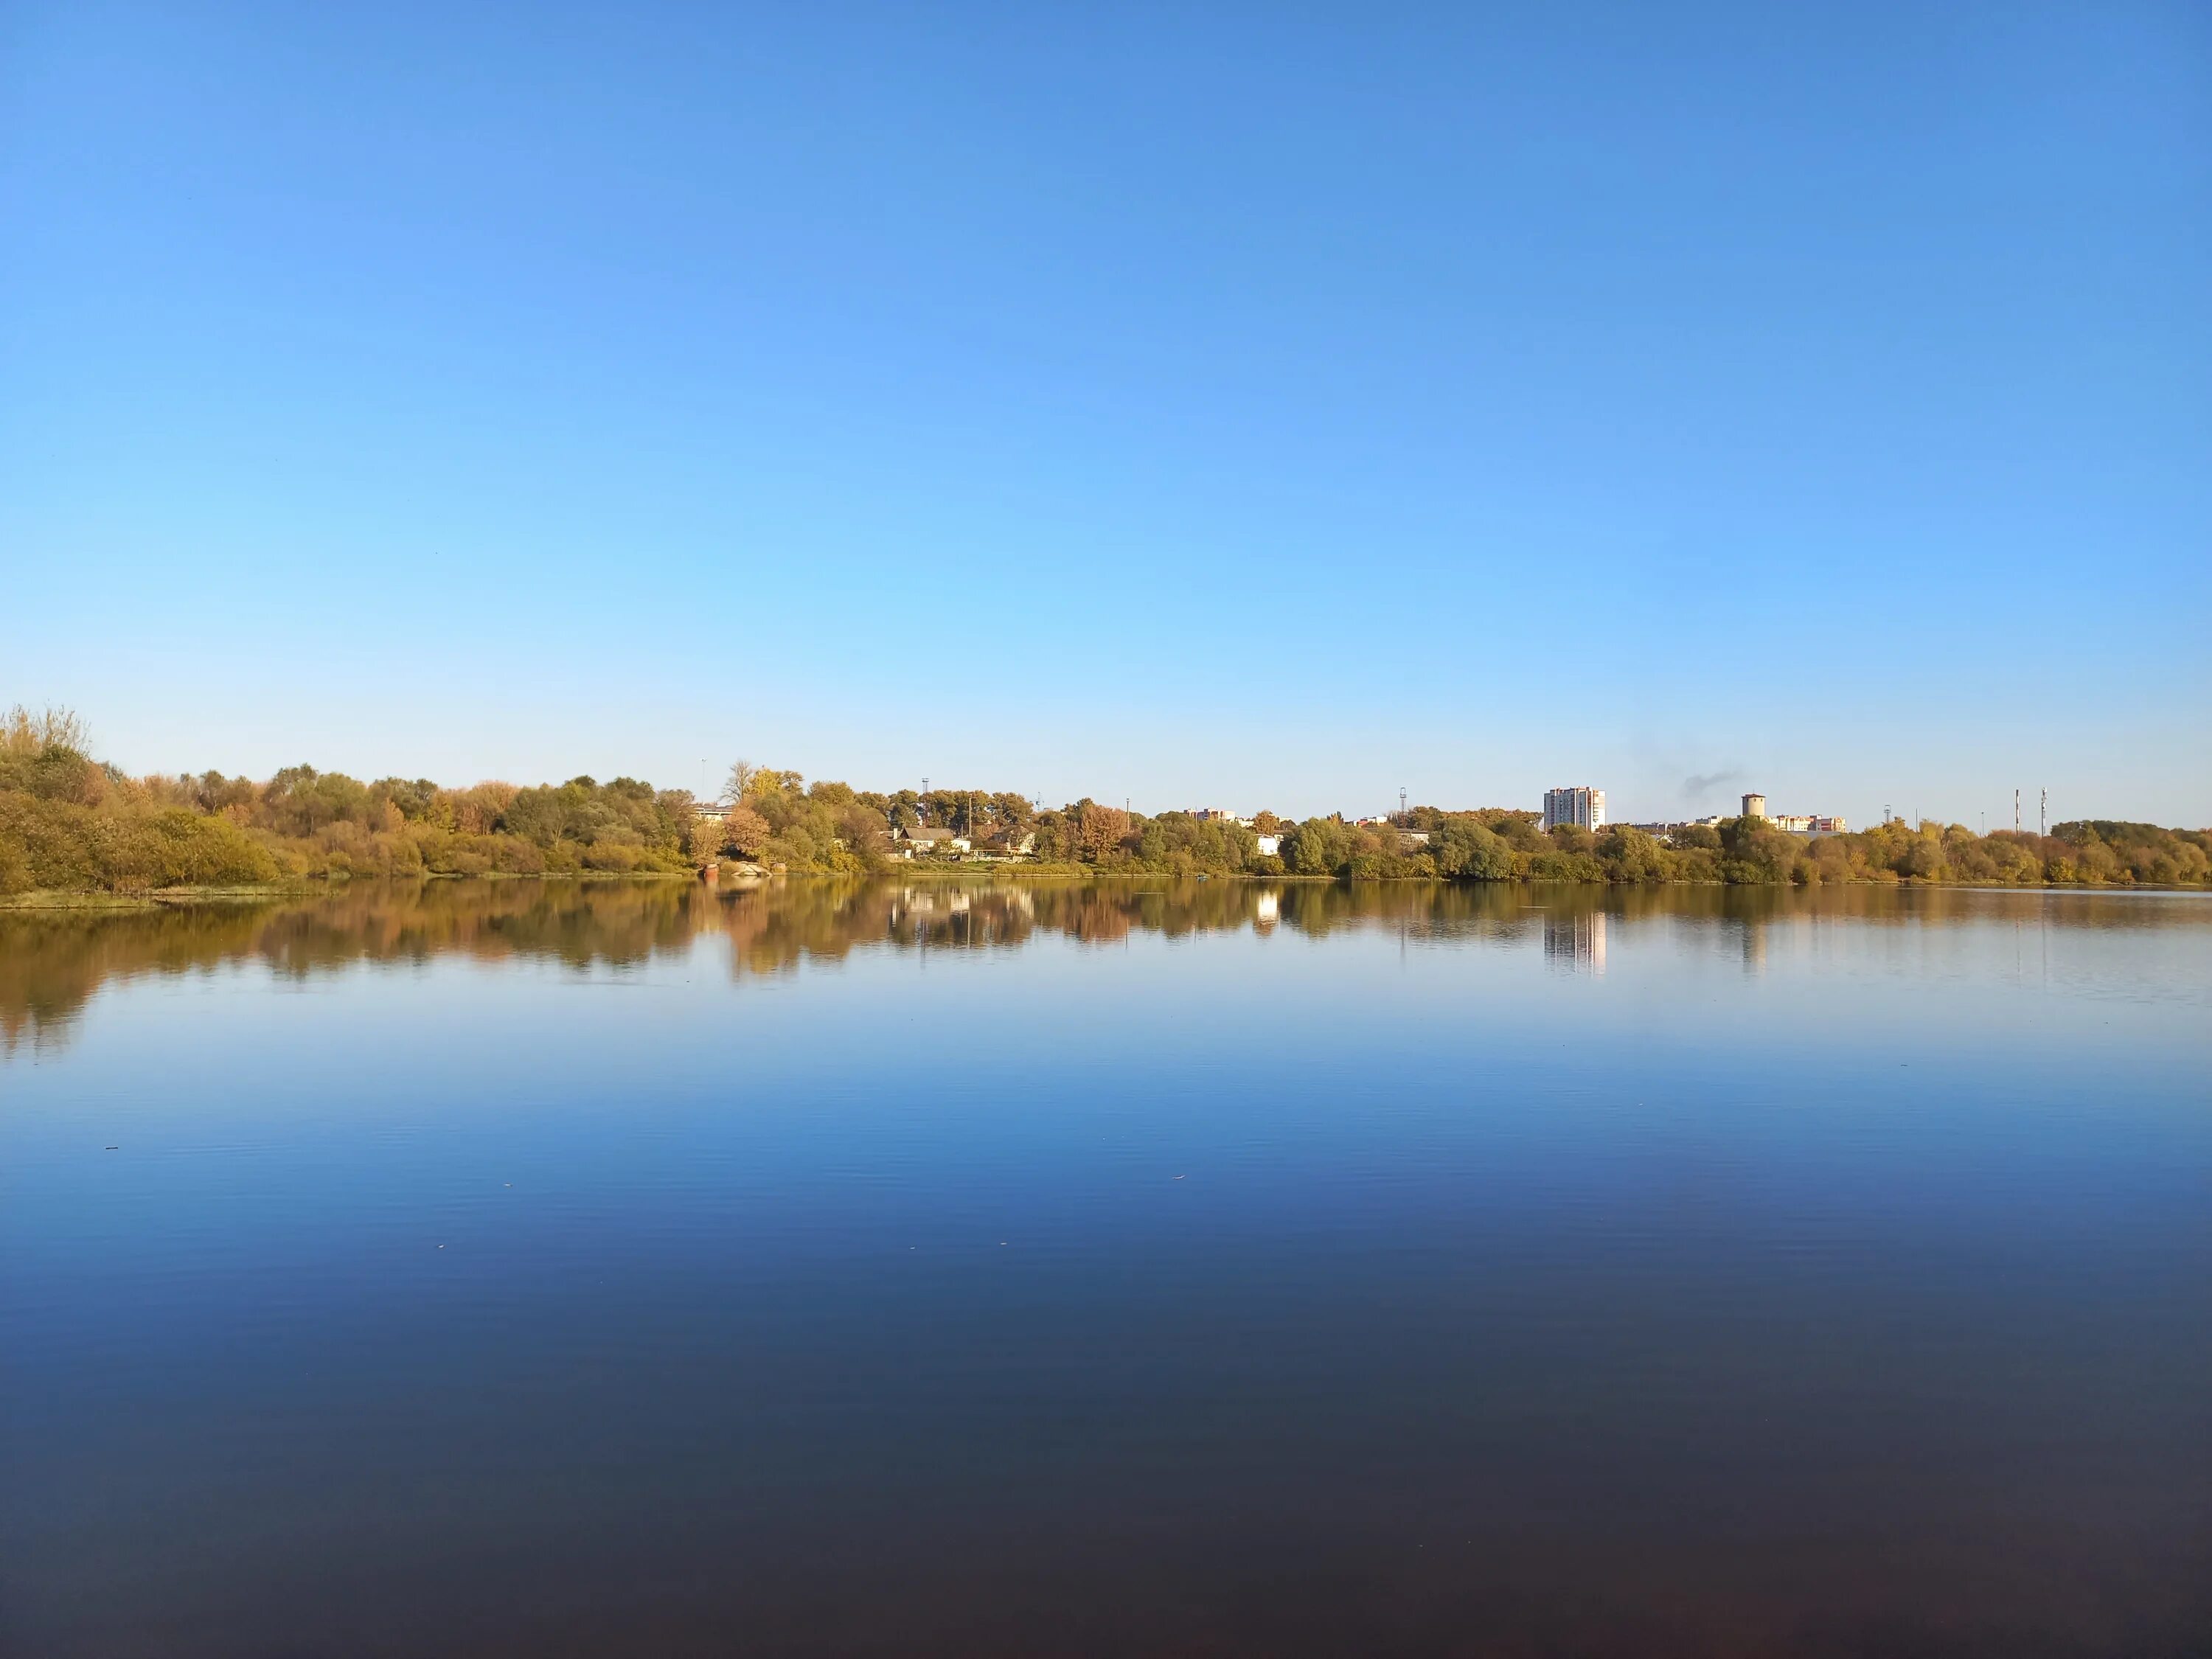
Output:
[{"xmin": 4, "ymin": 878, "xmax": 2208, "ymax": 1658}]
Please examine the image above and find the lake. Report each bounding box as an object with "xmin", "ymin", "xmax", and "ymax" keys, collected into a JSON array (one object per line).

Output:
[{"xmin": 3, "ymin": 878, "xmax": 2208, "ymax": 1658}]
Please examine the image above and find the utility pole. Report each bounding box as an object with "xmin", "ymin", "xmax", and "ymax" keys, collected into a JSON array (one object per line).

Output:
[
  {"xmin": 2040, "ymin": 788, "xmax": 2046, "ymax": 838},
  {"xmin": 1399, "ymin": 786, "xmax": 1408, "ymax": 824},
  {"xmin": 2014, "ymin": 790, "xmax": 2020, "ymax": 834}
]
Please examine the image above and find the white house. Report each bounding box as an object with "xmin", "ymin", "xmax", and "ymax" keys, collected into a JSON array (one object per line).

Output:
[{"xmin": 1254, "ymin": 833, "xmax": 1281, "ymax": 858}]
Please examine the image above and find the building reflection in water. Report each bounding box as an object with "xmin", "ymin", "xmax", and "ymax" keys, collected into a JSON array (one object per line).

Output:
[
  {"xmin": 1543, "ymin": 908, "xmax": 1607, "ymax": 974},
  {"xmin": 1740, "ymin": 915, "xmax": 1770, "ymax": 977}
]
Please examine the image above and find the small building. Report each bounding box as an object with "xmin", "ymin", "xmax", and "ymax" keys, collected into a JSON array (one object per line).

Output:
[
  {"xmin": 1254, "ymin": 834, "xmax": 1281, "ymax": 858},
  {"xmin": 984, "ymin": 829, "xmax": 1037, "ymax": 857},
  {"xmin": 1782, "ymin": 814, "xmax": 1848, "ymax": 838},
  {"xmin": 1742, "ymin": 805, "xmax": 1848, "ymax": 837},
  {"xmin": 897, "ymin": 824, "xmax": 970, "ymax": 855}
]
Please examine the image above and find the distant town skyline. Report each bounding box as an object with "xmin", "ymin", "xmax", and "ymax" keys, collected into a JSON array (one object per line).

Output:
[{"xmin": 3, "ymin": 3, "xmax": 2205, "ymax": 829}]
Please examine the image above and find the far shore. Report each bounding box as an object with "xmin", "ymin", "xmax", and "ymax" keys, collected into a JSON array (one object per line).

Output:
[
  {"xmin": 7, "ymin": 715, "xmax": 2204, "ymax": 895},
  {"xmin": 11, "ymin": 867, "xmax": 2211, "ymax": 911}
]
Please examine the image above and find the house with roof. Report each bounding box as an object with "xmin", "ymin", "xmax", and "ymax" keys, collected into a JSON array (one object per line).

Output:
[{"xmin": 896, "ymin": 823, "xmax": 970, "ymax": 857}]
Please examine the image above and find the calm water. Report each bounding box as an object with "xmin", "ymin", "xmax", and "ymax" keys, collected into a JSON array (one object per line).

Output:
[{"xmin": 4, "ymin": 879, "xmax": 2208, "ymax": 1658}]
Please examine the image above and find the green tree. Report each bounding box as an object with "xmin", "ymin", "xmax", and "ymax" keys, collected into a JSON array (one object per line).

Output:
[
  {"xmin": 1284, "ymin": 818, "xmax": 1350, "ymax": 876},
  {"xmin": 1432, "ymin": 818, "xmax": 1512, "ymax": 879}
]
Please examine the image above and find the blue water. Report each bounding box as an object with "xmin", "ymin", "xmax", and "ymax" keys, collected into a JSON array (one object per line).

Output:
[{"xmin": 3, "ymin": 880, "xmax": 2208, "ymax": 1656}]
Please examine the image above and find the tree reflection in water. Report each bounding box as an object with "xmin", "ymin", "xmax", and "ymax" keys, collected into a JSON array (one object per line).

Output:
[{"xmin": 4, "ymin": 876, "xmax": 2194, "ymax": 1057}]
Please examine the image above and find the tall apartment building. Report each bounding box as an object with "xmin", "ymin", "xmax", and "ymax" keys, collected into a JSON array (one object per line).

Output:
[{"xmin": 1542, "ymin": 786, "xmax": 1606, "ymax": 831}]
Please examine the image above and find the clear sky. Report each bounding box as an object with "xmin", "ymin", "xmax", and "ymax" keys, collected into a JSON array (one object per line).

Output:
[{"xmin": 4, "ymin": 2, "xmax": 2206, "ymax": 828}]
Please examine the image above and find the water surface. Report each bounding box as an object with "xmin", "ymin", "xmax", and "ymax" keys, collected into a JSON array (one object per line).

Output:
[{"xmin": 4, "ymin": 879, "xmax": 2208, "ymax": 1657}]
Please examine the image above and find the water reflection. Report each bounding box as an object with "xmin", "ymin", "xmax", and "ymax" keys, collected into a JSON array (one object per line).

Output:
[
  {"xmin": 1740, "ymin": 912, "xmax": 1767, "ymax": 976},
  {"xmin": 7, "ymin": 877, "xmax": 2205, "ymax": 1058},
  {"xmin": 1543, "ymin": 908, "xmax": 1607, "ymax": 973},
  {"xmin": 6, "ymin": 877, "xmax": 2210, "ymax": 1658}
]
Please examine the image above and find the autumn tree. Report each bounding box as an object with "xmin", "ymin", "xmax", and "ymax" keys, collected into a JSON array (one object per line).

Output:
[
  {"xmin": 2, "ymin": 705, "xmax": 93, "ymax": 757},
  {"xmin": 1071, "ymin": 801, "xmax": 1132, "ymax": 863},
  {"xmin": 720, "ymin": 804, "xmax": 772, "ymax": 858}
]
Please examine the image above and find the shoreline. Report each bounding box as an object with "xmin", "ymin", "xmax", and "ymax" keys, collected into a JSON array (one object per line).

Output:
[{"xmin": 8, "ymin": 869, "xmax": 2208, "ymax": 910}]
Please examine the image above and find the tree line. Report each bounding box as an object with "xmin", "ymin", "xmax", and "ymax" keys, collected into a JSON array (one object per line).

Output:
[{"xmin": 3, "ymin": 707, "xmax": 2205, "ymax": 895}]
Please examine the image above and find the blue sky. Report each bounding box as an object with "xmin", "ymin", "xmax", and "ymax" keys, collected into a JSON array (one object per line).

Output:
[{"xmin": 4, "ymin": 1, "xmax": 2206, "ymax": 827}]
